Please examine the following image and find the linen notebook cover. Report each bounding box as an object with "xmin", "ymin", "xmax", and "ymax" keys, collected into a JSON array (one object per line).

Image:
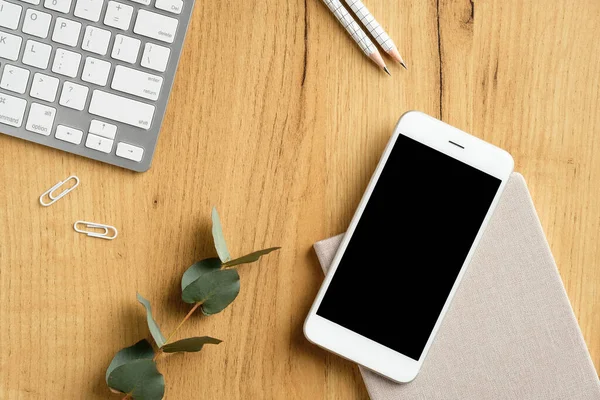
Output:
[{"xmin": 313, "ymin": 173, "xmax": 600, "ymax": 400}]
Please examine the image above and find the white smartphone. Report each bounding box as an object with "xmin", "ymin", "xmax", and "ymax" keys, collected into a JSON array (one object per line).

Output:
[{"xmin": 304, "ymin": 111, "xmax": 514, "ymax": 383}]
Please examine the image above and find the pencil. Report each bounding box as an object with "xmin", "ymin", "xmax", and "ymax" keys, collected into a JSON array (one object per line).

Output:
[
  {"xmin": 344, "ymin": 0, "xmax": 407, "ymax": 68},
  {"xmin": 322, "ymin": 0, "xmax": 390, "ymax": 75}
]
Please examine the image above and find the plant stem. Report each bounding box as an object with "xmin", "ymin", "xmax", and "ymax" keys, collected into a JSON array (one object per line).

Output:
[
  {"xmin": 121, "ymin": 395, "xmax": 131, "ymax": 400},
  {"xmin": 153, "ymin": 302, "xmax": 202, "ymax": 361},
  {"xmin": 166, "ymin": 302, "xmax": 202, "ymax": 343}
]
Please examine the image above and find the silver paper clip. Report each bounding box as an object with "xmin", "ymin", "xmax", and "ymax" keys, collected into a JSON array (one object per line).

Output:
[
  {"xmin": 39, "ymin": 175, "xmax": 80, "ymax": 207},
  {"xmin": 74, "ymin": 221, "xmax": 118, "ymax": 240}
]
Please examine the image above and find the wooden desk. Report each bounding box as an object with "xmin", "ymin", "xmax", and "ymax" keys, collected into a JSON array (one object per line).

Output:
[{"xmin": 1, "ymin": 0, "xmax": 599, "ymax": 398}]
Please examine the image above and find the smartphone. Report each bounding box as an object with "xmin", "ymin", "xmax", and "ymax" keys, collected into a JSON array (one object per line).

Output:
[{"xmin": 304, "ymin": 111, "xmax": 514, "ymax": 383}]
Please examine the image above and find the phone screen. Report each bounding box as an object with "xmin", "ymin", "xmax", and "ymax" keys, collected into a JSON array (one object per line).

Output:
[{"xmin": 317, "ymin": 133, "xmax": 502, "ymax": 361}]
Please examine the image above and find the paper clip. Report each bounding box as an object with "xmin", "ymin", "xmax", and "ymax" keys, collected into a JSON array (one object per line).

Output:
[
  {"xmin": 39, "ymin": 175, "xmax": 80, "ymax": 207},
  {"xmin": 74, "ymin": 221, "xmax": 118, "ymax": 240}
]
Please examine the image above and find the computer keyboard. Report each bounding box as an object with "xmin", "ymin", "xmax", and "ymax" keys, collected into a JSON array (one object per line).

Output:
[{"xmin": 0, "ymin": 0, "xmax": 195, "ymax": 171}]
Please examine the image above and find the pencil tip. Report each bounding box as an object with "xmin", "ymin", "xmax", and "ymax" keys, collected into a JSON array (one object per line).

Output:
[
  {"xmin": 389, "ymin": 48, "xmax": 407, "ymax": 69},
  {"xmin": 384, "ymin": 66, "xmax": 391, "ymax": 76}
]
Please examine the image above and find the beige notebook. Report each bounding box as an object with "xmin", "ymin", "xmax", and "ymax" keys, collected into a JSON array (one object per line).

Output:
[{"xmin": 313, "ymin": 173, "xmax": 600, "ymax": 400}]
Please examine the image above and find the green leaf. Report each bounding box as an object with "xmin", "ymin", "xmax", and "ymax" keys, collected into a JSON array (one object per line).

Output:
[
  {"xmin": 136, "ymin": 293, "xmax": 166, "ymax": 348},
  {"xmin": 162, "ymin": 336, "xmax": 222, "ymax": 353},
  {"xmin": 212, "ymin": 207, "xmax": 231, "ymax": 262},
  {"xmin": 106, "ymin": 339, "xmax": 154, "ymax": 384},
  {"xmin": 107, "ymin": 359, "xmax": 164, "ymax": 400},
  {"xmin": 181, "ymin": 268, "xmax": 240, "ymax": 315},
  {"xmin": 181, "ymin": 258, "xmax": 222, "ymax": 292},
  {"xmin": 223, "ymin": 247, "xmax": 281, "ymax": 268}
]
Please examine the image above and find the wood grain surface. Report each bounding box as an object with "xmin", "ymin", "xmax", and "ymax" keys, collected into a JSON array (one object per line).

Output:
[{"xmin": 1, "ymin": 0, "xmax": 599, "ymax": 398}]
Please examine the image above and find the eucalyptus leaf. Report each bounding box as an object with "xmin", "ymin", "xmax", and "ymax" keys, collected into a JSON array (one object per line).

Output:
[
  {"xmin": 212, "ymin": 207, "xmax": 231, "ymax": 262},
  {"xmin": 106, "ymin": 339, "xmax": 154, "ymax": 384},
  {"xmin": 181, "ymin": 258, "xmax": 222, "ymax": 292},
  {"xmin": 136, "ymin": 293, "xmax": 166, "ymax": 348},
  {"xmin": 107, "ymin": 359, "xmax": 165, "ymax": 400},
  {"xmin": 162, "ymin": 336, "xmax": 222, "ymax": 353},
  {"xmin": 181, "ymin": 268, "xmax": 240, "ymax": 315},
  {"xmin": 223, "ymin": 247, "xmax": 281, "ymax": 268}
]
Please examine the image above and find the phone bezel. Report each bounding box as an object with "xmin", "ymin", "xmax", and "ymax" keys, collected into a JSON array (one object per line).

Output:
[{"xmin": 303, "ymin": 111, "xmax": 514, "ymax": 383}]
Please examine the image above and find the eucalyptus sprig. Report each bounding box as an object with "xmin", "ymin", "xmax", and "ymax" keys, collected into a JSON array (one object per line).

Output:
[{"xmin": 106, "ymin": 208, "xmax": 280, "ymax": 400}]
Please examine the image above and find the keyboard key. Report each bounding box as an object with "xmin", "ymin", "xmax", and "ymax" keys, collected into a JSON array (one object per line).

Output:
[
  {"xmin": 0, "ymin": 92, "xmax": 27, "ymax": 127},
  {"xmin": 52, "ymin": 17, "xmax": 81, "ymax": 47},
  {"xmin": 133, "ymin": 10, "xmax": 178, "ymax": 44},
  {"xmin": 141, "ymin": 42, "xmax": 170, "ymax": 72},
  {"xmin": 111, "ymin": 34, "xmax": 140, "ymax": 64},
  {"xmin": 59, "ymin": 81, "xmax": 89, "ymax": 110},
  {"xmin": 82, "ymin": 57, "xmax": 111, "ymax": 86},
  {"xmin": 111, "ymin": 65, "xmax": 163, "ymax": 101},
  {"xmin": 129, "ymin": 0, "xmax": 150, "ymax": 5},
  {"xmin": 55, "ymin": 125, "xmax": 83, "ymax": 144},
  {"xmin": 0, "ymin": 2, "xmax": 22, "ymax": 30},
  {"xmin": 116, "ymin": 142, "xmax": 143, "ymax": 162},
  {"xmin": 22, "ymin": 9, "xmax": 52, "ymax": 38},
  {"xmin": 89, "ymin": 90, "xmax": 155, "ymax": 129},
  {"xmin": 26, "ymin": 102, "xmax": 56, "ymax": 136},
  {"xmin": 85, "ymin": 133, "xmax": 113, "ymax": 153},
  {"xmin": 0, "ymin": 64, "xmax": 30, "ymax": 94},
  {"xmin": 155, "ymin": 0, "xmax": 182, "ymax": 14},
  {"xmin": 18, "ymin": 0, "xmax": 40, "ymax": 5},
  {"xmin": 89, "ymin": 119, "xmax": 116, "ymax": 139},
  {"xmin": 52, "ymin": 48, "xmax": 81, "ymax": 77},
  {"xmin": 22, "ymin": 40, "xmax": 52, "ymax": 69},
  {"xmin": 44, "ymin": 0, "xmax": 73, "ymax": 13},
  {"xmin": 0, "ymin": 31, "xmax": 22, "ymax": 61},
  {"xmin": 74, "ymin": 0, "xmax": 104, "ymax": 22},
  {"xmin": 104, "ymin": 1, "xmax": 133, "ymax": 30},
  {"xmin": 30, "ymin": 73, "xmax": 60, "ymax": 102},
  {"xmin": 81, "ymin": 26, "xmax": 111, "ymax": 55}
]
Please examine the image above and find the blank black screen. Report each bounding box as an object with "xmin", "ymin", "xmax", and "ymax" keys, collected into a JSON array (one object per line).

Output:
[{"xmin": 317, "ymin": 134, "xmax": 501, "ymax": 360}]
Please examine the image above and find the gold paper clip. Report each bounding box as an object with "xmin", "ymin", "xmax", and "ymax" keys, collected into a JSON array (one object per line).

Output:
[
  {"xmin": 39, "ymin": 175, "xmax": 80, "ymax": 207},
  {"xmin": 74, "ymin": 221, "xmax": 118, "ymax": 240}
]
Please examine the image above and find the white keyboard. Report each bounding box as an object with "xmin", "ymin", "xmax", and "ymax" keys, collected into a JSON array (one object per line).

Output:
[{"xmin": 0, "ymin": 0, "xmax": 195, "ymax": 171}]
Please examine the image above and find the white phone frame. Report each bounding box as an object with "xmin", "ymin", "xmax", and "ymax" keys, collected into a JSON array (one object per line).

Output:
[{"xmin": 304, "ymin": 111, "xmax": 514, "ymax": 383}]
